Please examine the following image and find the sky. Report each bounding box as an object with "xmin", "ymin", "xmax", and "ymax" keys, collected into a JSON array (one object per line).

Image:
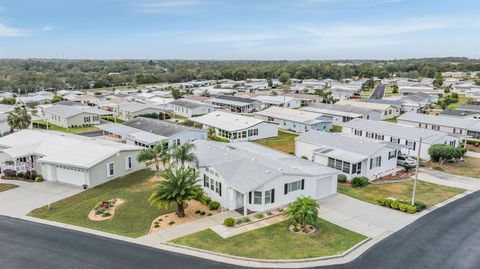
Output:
[{"xmin": 0, "ymin": 0, "xmax": 479, "ymax": 60}]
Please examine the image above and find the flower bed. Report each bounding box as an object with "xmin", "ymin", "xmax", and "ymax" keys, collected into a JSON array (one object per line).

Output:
[
  {"xmin": 223, "ymin": 206, "xmax": 288, "ymax": 228},
  {"xmin": 148, "ymin": 200, "xmax": 220, "ymax": 233},
  {"xmin": 288, "ymin": 223, "xmax": 318, "ymax": 235},
  {"xmin": 88, "ymin": 198, "xmax": 125, "ymax": 221}
]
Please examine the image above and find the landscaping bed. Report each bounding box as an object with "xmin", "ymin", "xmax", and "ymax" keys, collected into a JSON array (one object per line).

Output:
[
  {"xmin": 88, "ymin": 198, "xmax": 124, "ymax": 221},
  {"xmin": 171, "ymin": 219, "xmax": 366, "ymax": 260},
  {"xmin": 149, "ymin": 200, "xmax": 220, "ymax": 233},
  {"xmin": 338, "ymin": 180, "xmax": 465, "ymax": 208},
  {"xmin": 0, "ymin": 183, "xmax": 18, "ymax": 192},
  {"xmin": 255, "ymin": 130, "xmax": 298, "ymax": 154},
  {"xmin": 28, "ymin": 169, "xmax": 175, "ymax": 237},
  {"xmin": 422, "ymin": 157, "xmax": 480, "ymax": 178}
]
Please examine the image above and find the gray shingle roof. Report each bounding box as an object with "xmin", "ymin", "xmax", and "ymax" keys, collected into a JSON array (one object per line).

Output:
[
  {"xmin": 398, "ymin": 112, "xmax": 477, "ymax": 129},
  {"xmin": 44, "ymin": 105, "xmax": 112, "ymax": 118},
  {"xmin": 123, "ymin": 117, "xmax": 199, "ymax": 137},
  {"xmin": 170, "ymin": 99, "xmax": 204, "ymax": 109}
]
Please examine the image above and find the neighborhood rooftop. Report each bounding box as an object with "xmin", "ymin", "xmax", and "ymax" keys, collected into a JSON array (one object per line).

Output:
[
  {"xmin": 398, "ymin": 112, "xmax": 479, "ymax": 129},
  {"xmin": 341, "ymin": 118, "xmax": 458, "ymax": 143},
  {"xmin": 190, "ymin": 111, "xmax": 265, "ymax": 131},
  {"xmin": 192, "ymin": 140, "xmax": 337, "ymax": 193},
  {"xmin": 44, "ymin": 105, "xmax": 112, "ymax": 117},
  {"xmin": 123, "ymin": 117, "xmax": 199, "ymax": 137},
  {"xmin": 254, "ymin": 106, "xmax": 329, "ymax": 124}
]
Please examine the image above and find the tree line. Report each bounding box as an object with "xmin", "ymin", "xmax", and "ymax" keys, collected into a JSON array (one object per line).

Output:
[{"xmin": 0, "ymin": 58, "xmax": 479, "ymax": 93}]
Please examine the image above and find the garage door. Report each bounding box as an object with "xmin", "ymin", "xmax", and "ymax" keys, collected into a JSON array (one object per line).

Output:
[{"xmin": 54, "ymin": 165, "xmax": 86, "ymax": 186}]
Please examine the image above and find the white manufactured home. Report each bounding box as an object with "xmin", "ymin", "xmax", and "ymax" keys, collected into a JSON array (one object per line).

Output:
[
  {"xmin": 0, "ymin": 130, "xmax": 145, "ymax": 187},
  {"xmin": 192, "ymin": 140, "xmax": 338, "ymax": 215}
]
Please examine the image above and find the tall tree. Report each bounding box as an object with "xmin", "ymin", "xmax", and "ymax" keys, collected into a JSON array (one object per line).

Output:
[
  {"xmin": 149, "ymin": 167, "xmax": 203, "ymax": 217},
  {"xmin": 171, "ymin": 143, "xmax": 198, "ymax": 167},
  {"xmin": 433, "ymin": 72, "xmax": 444, "ymax": 88},
  {"xmin": 7, "ymin": 106, "xmax": 31, "ymax": 132},
  {"xmin": 136, "ymin": 142, "xmax": 171, "ymax": 171}
]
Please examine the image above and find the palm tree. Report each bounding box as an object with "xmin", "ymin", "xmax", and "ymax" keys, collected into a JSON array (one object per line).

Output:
[
  {"xmin": 171, "ymin": 143, "xmax": 198, "ymax": 167},
  {"xmin": 7, "ymin": 106, "xmax": 31, "ymax": 132},
  {"xmin": 284, "ymin": 197, "xmax": 319, "ymax": 228},
  {"xmin": 149, "ymin": 167, "xmax": 203, "ymax": 217},
  {"xmin": 314, "ymin": 86, "xmax": 334, "ymax": 104},
  {"xmin": 136, "ymin": 142, "xmax": 170, "ymax": 171}
]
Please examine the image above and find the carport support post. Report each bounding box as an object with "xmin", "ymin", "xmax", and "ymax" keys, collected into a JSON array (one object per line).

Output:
[
  {"xmin": 411, "ymin": 137, "xmax": 422, "ymax": 206},
  {"xmin": 243, "ymin": 194, "xmax": 247, "ymax": 216}
]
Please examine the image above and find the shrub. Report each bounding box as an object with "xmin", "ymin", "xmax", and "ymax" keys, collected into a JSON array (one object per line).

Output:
[
  {"xmin": 17, "ymin": 172, "xmax": 24, "ymax": 179},
  {"xmin": 406, "ymin": 205, "xmax": 417, "ymax": 214},
  {"xmin": 398, "ymin": 203, "xmax": 408, "ymax": 212},
  {"xmin": 384, "ymin": 198, "xmax": 393, "ymax": 208},
  {"xmin": 337, "ymin": 174, "xmax": 347, "ymax": 183},
  {"xmin": 376, "ymin": 198, "xmax": 386, "ymax": 206},
  {"xmin": 154, "ymin": 223, "xmax": 160, "ymax": 228},
  {"xmin": 235, "ymin": 218, "xmax": 244, "ymax": 225},
  {"xmin": 255, "ymin": 213, "xmax": 264, "ymax": 219},
  {"xmin": 266, "ymin": 210, "xmax": 273, "ymax": 216},
  {"xmin": 169, "ymin": 221, "xmax": 175, "ymax": 225},
  {"xmin": 35, "ymin": 176, "xmax": 44, "ymax": 182},
  {"xmin": 223, "ymin": 217, "xmax": 235, "ymax": 227},
  {"xmin": 202, "ymin": 196, "xmax": 212, "ymax": 205},
  {"xmin": 351, "ymin": 177, "xmax": 369, "ymax": 188},
  {"xmin": 414, "ymin": 201, "xmax": 426, "ymax": 212},
  {"xmin": 390, "ymin": 201, "xmax": 399, "ymax": 210},
  {"xmin": 102, "ymin": 212, "xmax": 111, "ymax": 217},
  {"xmin": 208, "ymin": 201, "xmax": 220, "ymax": 210},
  {"xmin": 3, "ymin": 169, "xmax": 16, "ymax": 178}
]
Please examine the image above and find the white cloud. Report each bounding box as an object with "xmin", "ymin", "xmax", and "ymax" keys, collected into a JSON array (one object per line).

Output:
[
  {"xmin": 0, "ymin": 23, "xmax": 27, "ymax": 37},
  {"xmin": 41, "ymin": 25, "xmax": 53, "ymax": 32},
  {"xmin": 135, "ymin": 0, "xmax": 204, "ymax": 14}
]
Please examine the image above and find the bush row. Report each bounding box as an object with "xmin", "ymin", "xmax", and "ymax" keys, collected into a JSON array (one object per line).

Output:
[
  {"xmin": 1, "ymin": 169, "xmax": 43, "ymax": 182},
  {"xmin": 377, "ymin": 197, "xmax": 426, "ymax": 214},
  {"xmin": 198, "ymin": 195, "xmax": 220, "ymax": 210}
]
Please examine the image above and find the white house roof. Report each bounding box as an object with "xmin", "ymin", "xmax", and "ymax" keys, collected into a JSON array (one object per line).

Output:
[
  {"xmin": 118, "ymin": 102, "xmax": 164, "ymax": 113},
  {"xmin": 300, "ymin": 106, "xmax": 363, "ymax": 118},
  {"xmin": 0, "ymin": 129, "xmax": 141, "ymax": 169},
  {"xmin": 296, "ymin": 131, "xmax": 393, "ymax": 163},
  {"xmin": 44, "ymin": 105, "xmax": 113, "ymax": 118},
  {"xmin": 398, "ymin": 112, "xmax": 477, "ymax": 129},
  {"xmin": 253, "ymin": 95, "xmax": 297, "ymax": 105},
  {"xmin": 190, "ymin": 111, "xmax": 265, "ymax": 132},
  {"xmin": 254, "ymin": 106, "xmax": 330, "ymax": 124},
  {"xmin": 341, "ymin": 118, "xmax": 458, "ymax": 144},
  {"xmin": 192, "ymin": 140, "xmax": 337, "ymax": 193}
]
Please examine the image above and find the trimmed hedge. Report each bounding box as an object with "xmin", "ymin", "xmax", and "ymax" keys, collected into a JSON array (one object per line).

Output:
[
  {"xmin": 208, "ymin": 201, "xmax": 220, "ymax": 210},
  {"xmin": 337, "ymin": 174, "xmax": 347, "ymax": 183},
  {"xmin": 223, "ymin": 217, "xmax": 235, "ymax": 227},
  {"xmin": 376, "ymin": 197, "xmax": 425, "ymax": 214}
]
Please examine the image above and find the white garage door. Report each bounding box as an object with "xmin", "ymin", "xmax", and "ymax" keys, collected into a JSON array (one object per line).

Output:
[{"xmin": 54, "ymin": 166, "xmax": 86, "ymax": 186}]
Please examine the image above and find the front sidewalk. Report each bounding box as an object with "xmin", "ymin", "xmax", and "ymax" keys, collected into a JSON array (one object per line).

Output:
[{"xmin": 418, "ymin": 168, "xmax": 480, "ymax": 191}]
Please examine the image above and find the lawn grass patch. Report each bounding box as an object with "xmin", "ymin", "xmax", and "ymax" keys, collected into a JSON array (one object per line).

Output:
[
  {"xmin": 171, "ymin": 219, "xmax": 365, "ymax": 260},
  {"xmin": 331, "ymin": 125, "xmax": 342, "ymax": 132},
  {"xmin": 28, "ymin": 169, "xmax": 175, "ymax": 237},
  {"xmin": 0, "ymin": 183, "xmax": 18, "ymax": 192},
  {"xmin": 423, "ymin": 157, "xmax": 480, "ymax": 178},
  {"xmin": 255, "ymin": 130, "xmax": 298, "ymax": 154},
  {"xmin": 383, "ymin": 117, "xmax": 398, "ymax": 123},
  {"xmin": 338, "ymin": 180, "xmax": 465, "ymax": 207}
]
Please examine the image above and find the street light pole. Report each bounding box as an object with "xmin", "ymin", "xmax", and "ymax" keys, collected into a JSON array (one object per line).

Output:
[{"xmin": 411, "ymin": 137, "xmax": 422, "ymax": 206}]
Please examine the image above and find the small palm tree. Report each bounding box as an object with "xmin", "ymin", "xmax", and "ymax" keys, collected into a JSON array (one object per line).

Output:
[
  {"xmin": 136, "ymin": 142, "xmax": 170, "ymax": 171},
  {"xmin": 149, "ymin": 167, "xmax": 202, "ymax": 217},
  {"xmin": 171, "ymin": 143, "xmax": 197, "ymax": 167},
  {"xmin": 7, "ymin": 106, "xmax": 31, "ymax": 132},
  {"xmin": 284, "ymin": 197, "xmax": 319, "ymax": 228}
]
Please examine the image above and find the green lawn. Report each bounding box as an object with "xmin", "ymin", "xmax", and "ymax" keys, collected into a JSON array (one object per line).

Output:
[
  {"xmin": 338, "ymin": 180, "xmax": 465, "ymax": 207},
  {"xmin": 447, "ymin": 95, "xmax": 470, "ymax": 110},
  {"xmin": 28, "ymin": 169, "xmax": 175, "ymax": 237},
  {"xmin": 0, "ymin": 183, "xmax": 18, "ymax": 192},
  {"xmin": 33, "ymin": 120, "xmax": 100, "ymax": 134},
  {"xmin": 423, "ymin": 157, "xmax": 480, "ymax": 178},
  {"xmin": 384, "ymin": 85, "xmax": 399, "ymax": 98},
  {"xmin": 383, "ymin": 117, "xmax": 398, "ymax": 123},
  {"xmin": 102, "ymin": 116, "xmax": 125, "ymax": 124},
  {"xmin": 359, "ymin": 88, "xmax": 374, "ymax": 99},
  {"xmin": 255, "ymin": 131, "xmax": 298, "ymax": 154},
  {"xmin": 331, "ymin": 125, "xmax": 342, "ymax": 132},
  {"xmin": 171, "ymin": 219, "xmax": 366, "ymax": 260}
]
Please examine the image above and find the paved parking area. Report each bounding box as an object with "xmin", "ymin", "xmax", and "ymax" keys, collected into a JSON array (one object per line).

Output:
[{"xmin": 0, "ymin": 179, "xmax": 82, "ymax": 217}]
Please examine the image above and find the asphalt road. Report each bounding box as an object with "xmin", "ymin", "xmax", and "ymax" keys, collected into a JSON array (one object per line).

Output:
[
  {"xmin": 1, "ymin": 191, "xmax": 480, "ymax": 269},
  {"xmin": 369, "ymin": 84, "xmax": 386, "ymax": 99}
]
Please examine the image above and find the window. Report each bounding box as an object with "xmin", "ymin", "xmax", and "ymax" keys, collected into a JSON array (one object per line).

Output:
[
  {"xmin": 328, "ymin": 157, "xmax": 335, "ymax": 168},
  {"xmin": 352, "ymin": 162, "xmax": 362, "ymax": 174},
  {"xmin": 93, "ymin": 115, "xmax": 99, "ymax": 121},
  {"xmin": 285, "ymin": 180, "xmax": 304, "ymax": 194},
  {"xmin": 210, "ymin": 178, "xmax": 214, "ymax": 191},
  {"xmin": 366, "ymin": 132, "xmax": 374, "ymax": 138},
  {"xmin": 342, "ymin": 162, "xmax": 351, "ymax": 173},
  {"xmin": 107, "ymin": 162, "xmax": 115, "ymax": 177},
  {"xmin": 173, "ymin": 139, "xmax": 181, "ymax": 146},
  {"xmin": 376, "ymin": 134, "xmax": 384, "ymax": 140},
  {"xmin": 370, "ymin": 156, "xmax": 382, "ymax": 169},
  {"xmin": 84, "ymin": 116, "xmax": 91, "ymax": 123},
  {"xmin": 126, "ymin": 156, "xmax": 132, "ymax": 170},
  {"xmin": 264, "ymin": 189, "xmax": 274, "ymax": 204},
  {"xmin": 254, "ymin": 191, "xmax": 262, "ymax": 204},
  {"xmin": 391, "ymin": 137, "xmax": 400, "ymax": 144},
  {"xmin": 388, "ymin": 151, "xmax": 396, "ymax": 160},
  {"xmin": 203, "ymin": 174, "xmax": 210, "ymax": 188},
  {"xmin": 449, "ymin": 140, "xmax": 456, "ymax": 147},
  {"xmin": 354, "ymin": 130, "xmax": 363, "ymax": 136},
  {"xmin": 432, "ymin": 125, "xmax": 440, "ymax": 131},
  {"xmin": 215, "ymin": 181, "xmax": 222, "ymax": 196}
]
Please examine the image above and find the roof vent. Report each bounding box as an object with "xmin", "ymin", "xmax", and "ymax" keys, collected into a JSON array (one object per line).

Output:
[
  {"xmin": 225, "ymin": 153, "xmax": 229, "ymax": 156},
  {"xmin": 265, "ymin": 170, "xmax": 270, "ymax": 174},
  {"xmin": 278, "ymin": 168, "xmax": 283, "ymax": 171},
  {"xmin": 252, "ymin": 157, "xmax": 256, "ymax": 161},
  {"xmin": 292, "ymin": 166, "xmax": 297, "ymax": 170}
]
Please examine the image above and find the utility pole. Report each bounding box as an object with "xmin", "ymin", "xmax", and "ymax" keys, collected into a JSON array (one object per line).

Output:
[{"xmin": 411, "ymin": 137, "xmax": 422, "ymax": 206}]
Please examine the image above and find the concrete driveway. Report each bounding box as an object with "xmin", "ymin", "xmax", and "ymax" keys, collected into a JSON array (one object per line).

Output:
[
  {"xmin": 0, "ymin": 179, "xmax": 83, "ymax": 217},
  {"xmin": 318, "ymin": 193, "xmax": 420, "ymax": 238}
]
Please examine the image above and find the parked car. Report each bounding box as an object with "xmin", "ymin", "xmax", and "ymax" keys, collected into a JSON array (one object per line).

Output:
[{"xmin": 397, "ymin": 155, "xmax": 417, "ymax": 167}]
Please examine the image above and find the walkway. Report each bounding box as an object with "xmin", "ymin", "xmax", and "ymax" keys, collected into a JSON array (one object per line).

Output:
[
  {"xmin": 137, "ymin": 210, "xmax": 242, "ymax": 244},
  {"xmin": 418, "ymin": 168, "xmax": 480, "ymax": 191},
  {"xmin": 212, "ymin": 214, "xmax": 285, "ymax": 238},
  {"xmin": 466, "ymin": 151, "xmax": 480, "ymax": 159},
  {"xmin": 0, "ymin": 179, "xmax": 82, "ymax": 217}
]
